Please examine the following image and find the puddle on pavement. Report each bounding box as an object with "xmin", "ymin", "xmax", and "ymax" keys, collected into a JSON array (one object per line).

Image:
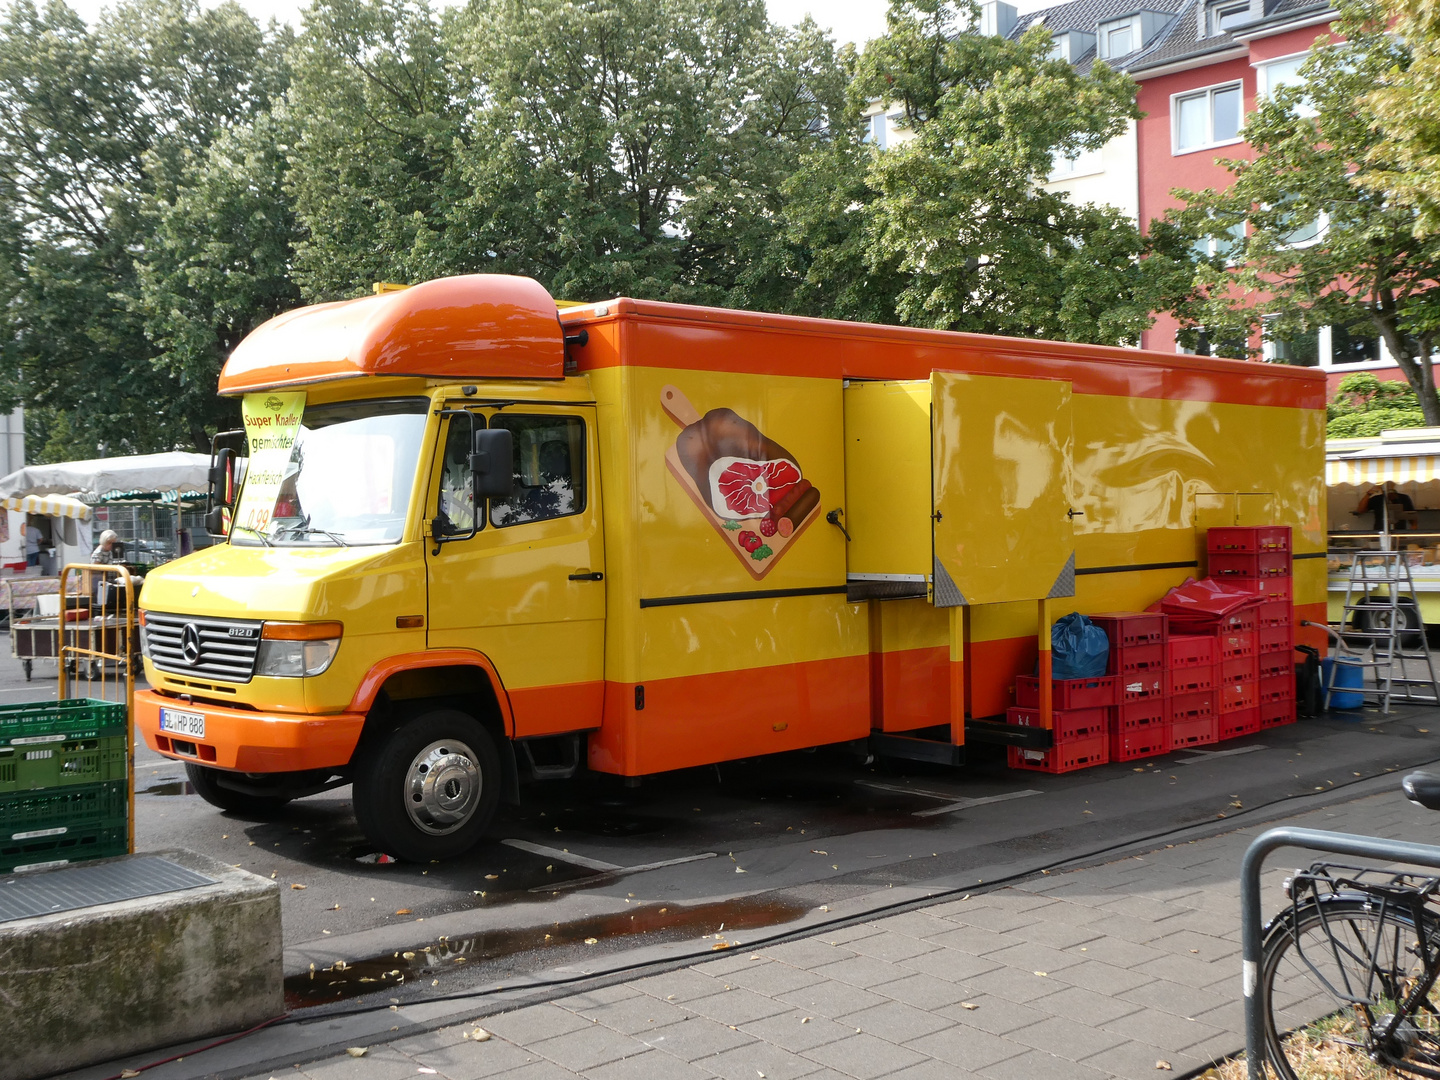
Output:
[
  {"xmin": 284, "ymin": 894, "xmax": 810, "ymax": 1009},
  {"xmin": 140, "ymin": 780, "xmax": 195, "ymax": 796}
]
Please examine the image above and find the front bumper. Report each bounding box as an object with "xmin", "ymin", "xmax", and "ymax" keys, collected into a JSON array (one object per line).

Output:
[{"xmin": 135, "ymin": 689, "xmax": 365, "ymax": 773}]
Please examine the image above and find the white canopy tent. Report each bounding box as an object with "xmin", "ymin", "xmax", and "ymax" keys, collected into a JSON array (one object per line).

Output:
[{"xmin": 0, "ymin": 451, "xmax": 210, "ymax": 501}]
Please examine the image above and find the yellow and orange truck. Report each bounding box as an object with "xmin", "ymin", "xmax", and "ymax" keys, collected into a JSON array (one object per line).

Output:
[{"xmin": 134, "ymin": 274, "xmax": 1327, "ymax": 860}]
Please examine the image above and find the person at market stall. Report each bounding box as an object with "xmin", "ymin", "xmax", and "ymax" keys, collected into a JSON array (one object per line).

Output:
[
  {"xmin": 90, "ymin": 529, "xmax": 123, "ymax": 564},
  {"xmin": 24, "ymin": 519, "xmax": 41, "ymax": 567},
  {"xmin": 1354, "ymin": 482, "xmax": 1419, "ymax": 532}
]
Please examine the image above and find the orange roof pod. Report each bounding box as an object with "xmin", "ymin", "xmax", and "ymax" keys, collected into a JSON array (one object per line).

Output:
[{"xmin": 218, "ymin": 274, "xmax": 567, "ymax": 394}]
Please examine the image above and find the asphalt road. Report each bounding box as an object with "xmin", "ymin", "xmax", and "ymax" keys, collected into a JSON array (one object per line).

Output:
[{"xmin": 7, "ymin": 630, "xmax": 1440, "ymax": 1016}]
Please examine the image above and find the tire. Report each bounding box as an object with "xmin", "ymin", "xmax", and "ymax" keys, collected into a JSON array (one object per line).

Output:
[
  {"xmin": 185, "ymin": 762, "xmax": 295, "ymax": 816},
  {"xmin": 1351, "ymin": 597, "xmax": 1425, "ymax": 651},
  {"xmin": 1260, "ymin": 896, "xmax": 1440, "ymax": 1078},
  {"xmin": 351, "ymin": 708, "xmax": 500, "ymax": 862}
]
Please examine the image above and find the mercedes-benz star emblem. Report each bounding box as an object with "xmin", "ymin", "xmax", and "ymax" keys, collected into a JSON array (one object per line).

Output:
[{"xmin": 180, "ymin": 623, "xmax": 201, "ymax": 666}]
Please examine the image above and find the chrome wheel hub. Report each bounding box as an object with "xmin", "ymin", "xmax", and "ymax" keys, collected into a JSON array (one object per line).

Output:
[{"xmin": 404, "ymin": 739, "xmax": 481, "ymax": 835}]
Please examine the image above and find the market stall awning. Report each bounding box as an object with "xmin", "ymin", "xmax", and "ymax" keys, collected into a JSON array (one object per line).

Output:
[
  {"xmin": 1, "ymin": 493, "xmax": 91, "ymax": 520},
  {"xmin": 0, "ymin": 451, "xmax": 210, "ymax": 500}
]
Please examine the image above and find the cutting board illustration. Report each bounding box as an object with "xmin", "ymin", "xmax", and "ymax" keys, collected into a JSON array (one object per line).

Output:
[{"xmin": 662, "ymin": 385, "xmax": 822, "ymax": 581}]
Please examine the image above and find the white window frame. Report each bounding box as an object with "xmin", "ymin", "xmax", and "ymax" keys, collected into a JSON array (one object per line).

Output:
[
  {"xmin": 1048, "ymin": 146, "xmax": 1105, "ymax": 181},
  {"xmin": 1254, "ymin": 50, "xmax": 1317, "ymax": 117},
  {"xmin": 1171, "ymin": 80, "xmax": 1246, "ymax": 155},
  {"xmin": 1207, "ymin": 0, "xmax": 1251, "ymax": 36},
  {"xmin": 1098, "ymin": 15, "xmax": 1140, "ymax": 58}
]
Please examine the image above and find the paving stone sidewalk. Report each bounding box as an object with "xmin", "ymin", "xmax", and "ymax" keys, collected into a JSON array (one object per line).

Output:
[{"xmin": 241, "ymin": 786, "xmax": 1436, "ymax": 1080}]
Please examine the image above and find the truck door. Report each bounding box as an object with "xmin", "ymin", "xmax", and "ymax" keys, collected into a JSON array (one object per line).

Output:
[
  {"xmin": 931, "ymin": 372, "xmax": 1075, "ymax": 606},
  {"xmin": 426, "ymin": 405, "xmax": 606, "ymax": 737}
]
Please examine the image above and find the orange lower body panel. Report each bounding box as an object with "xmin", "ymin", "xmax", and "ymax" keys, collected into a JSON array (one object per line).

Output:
[
  {"xmin": 969, "ymin": 636, "xmax": 1038, "ymax": 718},
  {"xmin": 135, "ymin": 689, "xmax": 365, "ymax": 773},
  {"xmin": 588, "ymin": 655, "xmax": 870, "ymax": 776},
  {"xmin": 871, "ymin": 645, "xmax": 951, "ymax": 732},
  {"xmin": 509, "ymin": 680, "xmax": 604, "ymax": 738}
]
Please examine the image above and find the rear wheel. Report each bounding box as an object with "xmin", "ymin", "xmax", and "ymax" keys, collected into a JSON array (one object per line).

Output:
[
  {"xmin": 352, "ymin": 708, "xmax": 499, "ymax": 862},
  {"xmin": 1261, "ymin": 896, "xmax": 1440, "ymax": 1078},
  {"xmin": 185, "ymin": 762, "xmax": 295, "ymax": 816}
]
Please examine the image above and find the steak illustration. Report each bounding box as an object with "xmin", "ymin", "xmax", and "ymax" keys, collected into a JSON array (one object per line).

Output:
[
  {"xmin": 708, "ymin": 456, "xmax": 802, "ymax": 520},
  {"xmin": 674, "ymin": 407, "xmax": 801, "ymax": 519}
]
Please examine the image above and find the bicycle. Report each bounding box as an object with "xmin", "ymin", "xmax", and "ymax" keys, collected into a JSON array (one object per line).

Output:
[{"xmin": 1257, "ymin": 771, "xmax": 1440, "ymax": 1078}]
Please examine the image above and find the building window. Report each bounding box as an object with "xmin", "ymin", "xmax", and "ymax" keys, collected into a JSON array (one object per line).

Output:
[
  {"xmin": 1192, "ymin": 219, "xmax": 1246, "ymax": 261},
  {"xmin": 1099, "ymin": 16, "xmax": 1138, "ymax": 58},
  {"xmin": 1207, "ymin": 0, "xmax": 1251, "ymax": 35},
  {"xmin": 1257, "ymin": 53, "xmax": 1316, "ymax": 116},
  {"xmin": 1048, "ymin": 146, "xmax": 1104, "ymax": 180},
  {"xmin": 1179, "ymin": 327, "xmax": 1247, "ymax": 358},
  {"xmin": 1330, "ymin": 325, "xmax": 1380, "ymax": 366},
  {"xmin": 1262, "ymin": 316, "xmax": 1320, "ymax": 366},
  {"xmin": 865, "ymin": 113, "xmax": 887, "ymax": 150},
  {"xmin": 1174, "ymin": 82, "xmax": 1243, "ymax": 153}
]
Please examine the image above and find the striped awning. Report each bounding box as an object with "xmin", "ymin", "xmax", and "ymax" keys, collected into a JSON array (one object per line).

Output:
[{"xmin": 1, "ymin": 493, "xmax": 91, "ymax": 520}]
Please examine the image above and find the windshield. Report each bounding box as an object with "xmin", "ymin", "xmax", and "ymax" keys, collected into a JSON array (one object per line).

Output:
[{"xmin": 233, "ymin": 398, "xmax": 427, "ymax": 547}]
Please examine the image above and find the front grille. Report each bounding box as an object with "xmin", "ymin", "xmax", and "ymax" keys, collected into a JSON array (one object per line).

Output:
[{"xmin": 144, "ymin": 611, "xmax": 262, "ymax": 683}]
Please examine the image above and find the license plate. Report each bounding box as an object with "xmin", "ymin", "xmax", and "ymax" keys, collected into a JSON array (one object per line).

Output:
[{"xmin": 159, "ymin": 707, "xmax": 205, "ymax": 738}]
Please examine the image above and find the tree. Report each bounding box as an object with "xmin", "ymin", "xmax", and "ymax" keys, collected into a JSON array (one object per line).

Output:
[
  {"xmin": 1326, "ymin": 372, "xmax": 1428, "ymax": 437},
  {"xmin": 0, "ymin": 0, "xmax": 289, "ymax": 457},
  {"xmin": 772, "ymin": 0, "xmax": 1162, "ymax": 342},
  {"xmin": 1364, "ymin": 0, "xmax": 1440, "ymax": 234},
  {"xmin": 1162, "ymin": 0, "xmax": 1440, "ymax": 422}
]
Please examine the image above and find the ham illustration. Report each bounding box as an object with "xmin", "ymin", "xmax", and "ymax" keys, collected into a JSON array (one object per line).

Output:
[{"xmin": 707, "ymin": 456, "xmax": 802, "ymax": 519}]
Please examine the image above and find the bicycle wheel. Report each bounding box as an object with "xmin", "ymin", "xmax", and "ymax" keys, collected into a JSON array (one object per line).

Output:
[{"xmin": 1261, "ymin": 896, "xmax": 1440, "ymax": 1078}]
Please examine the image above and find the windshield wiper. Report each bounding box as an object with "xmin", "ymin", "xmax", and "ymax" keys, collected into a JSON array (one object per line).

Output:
[
  {"xmin": 230, "ymin": 524, "xmax": 272, "ymax": 548},
  {"xmin": 277, "ymin": 516, "xmax": 349, "ymax": 547}
]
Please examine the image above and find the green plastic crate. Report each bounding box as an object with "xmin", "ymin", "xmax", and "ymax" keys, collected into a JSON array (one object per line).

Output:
[
  {"xmin": 0, "ymin": 780, "xmax": 127, "ymax": 838},
  {"xmin": 0, "ymin": 699, "xmax": 127, "ymax": 748},
  {"xmin": 0, "ymin": 734, "xmax": 128, "ymax": 793},
  {"xmin": 0, "ymin": 824, "xmax": 128, "ymax": 874}
]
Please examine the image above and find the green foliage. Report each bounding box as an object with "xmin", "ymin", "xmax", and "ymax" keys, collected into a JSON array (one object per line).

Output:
[
  {"xmin": 1365, "ymin": 0, "xmax": 1440, "ymax": 234},
  {"xmin": 1162, "ymin": 0, "xmax": 1440, "ymax": 422},
  {"xmin": 1326, "ymin": 373, "xmax": 1428, "ymax": 436}
]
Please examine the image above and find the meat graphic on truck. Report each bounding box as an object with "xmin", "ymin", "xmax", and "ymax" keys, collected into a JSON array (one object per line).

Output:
[{"xmin": 662, "ymin": 384, "xmax": 822, "ymax": 579}]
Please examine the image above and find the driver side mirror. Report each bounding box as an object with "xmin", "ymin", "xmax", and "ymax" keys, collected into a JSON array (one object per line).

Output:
[
  {"xmin": 205, "ymin": 447, "xmax": 237, "ymax": 537},
  {"xmin": 471, "ymin": 428, "xmax": 514, "ymax": 500}
]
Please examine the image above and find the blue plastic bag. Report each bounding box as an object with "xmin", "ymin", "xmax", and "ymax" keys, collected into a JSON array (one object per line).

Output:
[{"xmin": 1051, "ymin": 612, "xmax": 1109, "ymax": 679}]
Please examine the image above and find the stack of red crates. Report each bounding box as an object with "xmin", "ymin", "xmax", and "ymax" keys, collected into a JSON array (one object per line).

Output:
[
  {"xmin": 1167, "ymin": 631, "xmax": 1218, "ymax": 747},
  {"xmin": 1092, "ymin": 612, "xmax": 1169, "ymax": 762},
  {"xmin": 1006, "ymin": 673, "xmax": 1114, "ymax": 773},
  {"xmin": 1209, "ymin": 526, "xmax": 1297, "ymax": 730}
]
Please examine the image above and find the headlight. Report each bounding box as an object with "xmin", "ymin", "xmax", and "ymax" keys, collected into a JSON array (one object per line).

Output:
[
  {"xmin": 137, "ymin": 609, "xmax": 149, "ymax": 658},
  {"xmin": 256, "ymin": 622, "xmax": 343, "ymax": 677}
]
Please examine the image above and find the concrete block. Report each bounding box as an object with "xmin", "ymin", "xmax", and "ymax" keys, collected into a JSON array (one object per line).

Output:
[{"xmin": 0, "ymin": 848, "xmax": 281, "ymax": 1080}]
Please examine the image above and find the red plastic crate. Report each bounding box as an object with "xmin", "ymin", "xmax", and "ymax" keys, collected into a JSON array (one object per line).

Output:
[
  {"xmin": 1171, "ymin": 715, "xmax": 1220, "ymax": 748},
  {"xmin": 1110, "ymin": 642, "xmax": 1166, "ymax": 677},
  {"xmin": 1110, "ymin": 724, "xmax": 1171, "ymax": 762},
  {"xmin": 1115, "ymin": 697, "xmax": 1168, "ymax": 732},
  {"xmin": 1221, "ymin": 654, "xmax": 1258, "ymax": 683},
  {"xmin": 1007, "ymin": 706, "xmax": 1110, "ymax": 742},
  {"xmin": 1009, "ymin": 734, "xmax": 1109, "ymax": 774},
  {"xmin": 1015, "ymin": 675, "xmax": 1117, "ymax": 710},
  {"xmin": 1215, "ymin": 608, "xmax": 1258, "ymax": 633},
  {"xmin": 1118, "ymin": 671, "xmax": 1165, "ymax": 701},
  {"xmin": 1219, "ymin": 707, "xmax": 1261, "ymax": 740},
  {"xmin": 1259, "ymin": 651, "xmax": 1291, "ymax": 678},
  {"xmin": 1259, "ymin": 674, "xmax": 1294, "ymax": 704},
  {"xmin": 1170, "ymin": 690, "xmax": 1215, "ymax": 723},
  {"xmin": 1168, "ymin": 664, "xmax": 1215, "ymax": 695},
  {"xmin": 1219, "ymin": 679, "xmax": 1258, "ymax": 713},
  {"xmin": 1166, "ymin": 634, "xmax": 1216, "ymax": 668},
  {"xmin": 1256, "ymin": 601, "xmax": 1291, "ymax": 629},
  {"xmin": 1091, "ymin": 612, "xmax": 1167, "ymax": 647},
  {"xmin": 1258, "ymin": 624, "xmax": 1294, "ymax": 654},
  {"xmin": 1218, "ymin": 630, "xmax": 1256, "ymax": 659},
  {"xmin": 1206, "ymin": 526, "xmax": 1292, "ymax": 554},
  {"xmin": 1236, "ymin": 577, "xmax": 1293, "ymax": 603},
  {"xmin": 1260, "ymin": 698, "xmax": 1297, "ymax": 729},
  {"xmin": 1209, "ymin": 551, "xmax": 1291, "ymax": 579}
]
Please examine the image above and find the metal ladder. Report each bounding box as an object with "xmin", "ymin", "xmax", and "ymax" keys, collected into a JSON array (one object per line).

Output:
[{"xmin": 1327, "ymin": 549, "xmax": 1440, "ymax": 713}]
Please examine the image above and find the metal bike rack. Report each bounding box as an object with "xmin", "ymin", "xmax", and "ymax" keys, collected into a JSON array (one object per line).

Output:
[{"xmin": 1241, "ymin": 826, "xmax": 1440, "ymax": 1080}]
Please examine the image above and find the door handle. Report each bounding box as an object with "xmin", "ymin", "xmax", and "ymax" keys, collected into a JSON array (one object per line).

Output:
[
  {"xmin": 568, "ymin": 571, "xmax": 604, "ymax": 581},
  {"xmin": 1067, "ymin": 508, "xmax": 1084, "ymax": 519}
]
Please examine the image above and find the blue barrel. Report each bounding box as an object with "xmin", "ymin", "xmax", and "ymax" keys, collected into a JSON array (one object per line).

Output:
[{"xmin": 1322, "ymin": 657, "xmax": 1365, "ymax": 709}]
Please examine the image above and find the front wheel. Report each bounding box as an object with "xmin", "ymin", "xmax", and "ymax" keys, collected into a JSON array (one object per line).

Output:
[
  {"xmin": 1260, "ymin": 896, "xmax": 1440, "ymax": 1078},
  {"xmin": 351, "ymin": 709, "xmax": 500, "ymax": 862}
]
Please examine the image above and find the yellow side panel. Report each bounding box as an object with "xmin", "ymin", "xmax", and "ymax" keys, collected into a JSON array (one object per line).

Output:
[
  {"xmin": 932, "ymin": 372, "xmax": 1075, "ymax": 606},
  {"xmin": 843, "ymin": 380, "xmax": 932, "ymax": 579}
]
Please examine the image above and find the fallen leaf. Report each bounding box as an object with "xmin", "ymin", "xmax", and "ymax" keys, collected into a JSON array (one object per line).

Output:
[
  {"xmin": 345, "ymin": 1048, "xmax": 367, "ymax": 1058},
  {"xmin": 820, "ymin": 905, "xmax": 829, "ymax": 912},
  {"xmin": 418, "ymin": 1069, "xmax": 437, "ymax": 1075},
  {"xmin": 327, "ymin": 904, "xmax": 340, "ymax": 911},
  {"xmin": 1423, "ymin": 729, "xmax": 1431, "ymax": 734},
  {"xmin": 290, "ymin": 883, "xmax": 306, "ymax": 890},
  {"xmin": 831, "ymin": 865, "xmax": 838, "ymax": 870},
  {"xmin": 801, "ymin": 1017, "xmax": 811, "ymax": 1024},
  {"xmin": 396, "ymin": 909, "xmax": 412, "ymax": 915},
  {"xmin": 959, "ymin": 1002, "xmax": 979, "ymax": 1011},
  {"xmin": 120, "ymin": 1072, "xmax": 140, "ymax": 1078},
  {"xmin": 485, "ymin": 874, "xmax": 499, "ymax": 880},
  {"xmin": 1156, "ymin": 1061, "xmax": 1172, "ymax": 1071},
  {"xmin": 584, "ymin": 937, "xmax": 599, "ymax": 945},
  {"xmin": 1230, "ymin": 801, "xmax": 1243, "ymax": 809},
  {"xmin": 1133, "ymin": 767, "xmax": 1145, "ymax": 772},
  {"xmin": 735, "ymin": 867, "xmax": 747, "ymax": 873},
  {"xmin": 811, "ymin": 849, "xmax": 828, "ymax": 855},
  {"xmin": 403, "ymin": 951, "xmax": 416, "ymax": 959},
  {"xmin": 470, "ymin": 1028, "xmax": 491, "ymax": 1041},
  {"xmin": 1034, "ymin": 971, "xmax": 1048, "ymax": 977}
]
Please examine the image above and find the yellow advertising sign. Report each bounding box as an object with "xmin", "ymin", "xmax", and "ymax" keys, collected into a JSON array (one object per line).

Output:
[{"xmin": 234, "ymin": 392, "xmax": 305, "ymax": 535}]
